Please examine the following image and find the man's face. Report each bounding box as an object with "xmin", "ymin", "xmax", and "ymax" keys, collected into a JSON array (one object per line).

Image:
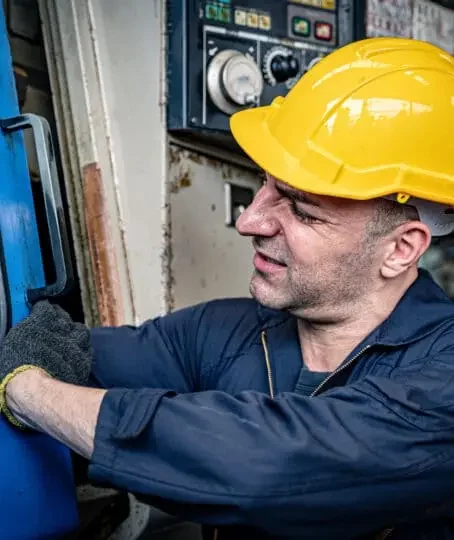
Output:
[{"xmin": 236, "ymin": 174, "xmax": 381, "ymax": 319}]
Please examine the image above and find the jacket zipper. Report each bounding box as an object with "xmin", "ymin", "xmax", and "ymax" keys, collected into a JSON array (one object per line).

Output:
[
  {"xmin": 310, "ymin": 344, "xmax": 372, "ymax": 397},
  {"xmin": 310, "ymin": 344, "xmax": 395, "ymax": 539},
  {"xmin": 259, "ymin": 337, "xmax": 393, "ymax": 539},
  {"xmin": 260, "ymin": 335, "xmax": 373, "ymax": 400},
  {"xmin": 375, "ymin": 528, "xmax": 394, "ymax": 539},
  {"xmin": 261, "ymin": 331, "xmax": 275, "ymax": 398}
]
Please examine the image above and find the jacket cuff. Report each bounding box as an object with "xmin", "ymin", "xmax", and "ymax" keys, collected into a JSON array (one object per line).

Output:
[{"xmin": 88, "ymin": 387, "xmax": 175, "ymax": 485}]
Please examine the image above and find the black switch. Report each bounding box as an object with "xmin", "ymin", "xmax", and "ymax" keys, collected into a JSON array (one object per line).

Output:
[{"xmin": 270, "ymin": 54, "xmax": 300, "ymax": 83}]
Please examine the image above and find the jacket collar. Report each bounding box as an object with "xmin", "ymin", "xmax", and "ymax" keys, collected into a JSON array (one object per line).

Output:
[
  {"xmin": 256, "ymin": 269, "xmax": 454, "ymax": 348},
  {"xmin": 375, "ymin": 269, "xmax": 454, "ymax": 346}
]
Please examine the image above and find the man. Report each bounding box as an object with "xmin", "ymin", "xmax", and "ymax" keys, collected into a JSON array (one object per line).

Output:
[{"xmin": 2, "ymin": 36, "xmax": 454, "ymax": 539}]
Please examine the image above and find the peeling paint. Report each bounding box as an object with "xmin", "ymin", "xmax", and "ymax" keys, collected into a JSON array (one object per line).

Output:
[
  {"xmin": 167, "ymin": 143, "xmax": 261, "ymax": 310},
  {"xmin": 168, "ymin": 146, "xmax": 238, "ymax": 194},
  {"xmin": 168, "ymin": 145, "xmax": 182, "ymax": 166},
  {"xmin": 187, "ymin": 151, "xmax": 203, "ymax": 165},
  {"xmin": 187, "ymin": 151, "xmax": 220, "ymax": 170},
  {"xmin": 221, "ymin": 164, "xmax": 233, "ymax": 180},
  {"xmin": 160, "ymin": 201, "xmax": 175, "ymax": 313},
  {"xmin": 169, "ymin": 144, "xmax": 247, "ymax": 175},
  {"xmin": 169, "ymin": 170, "xmax": 193, "ymax": 193}
]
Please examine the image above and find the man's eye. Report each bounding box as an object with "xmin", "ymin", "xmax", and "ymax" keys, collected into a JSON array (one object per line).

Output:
[{"xmin": 291, "ymin": 202, "xmax": 318, "ymax": 223}]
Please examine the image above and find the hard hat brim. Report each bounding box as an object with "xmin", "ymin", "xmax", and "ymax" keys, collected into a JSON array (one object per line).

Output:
[{"xmin": 230, "ymin": 106, "xmax": 454, "ymax": 205}]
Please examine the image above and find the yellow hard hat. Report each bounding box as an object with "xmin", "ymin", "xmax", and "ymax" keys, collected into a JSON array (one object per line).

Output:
[{"xmin": 230, "ymin": 37, "xmax": 454, "ymax": 208}]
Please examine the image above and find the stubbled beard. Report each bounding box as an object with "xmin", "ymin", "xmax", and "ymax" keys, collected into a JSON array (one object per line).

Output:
[{"xmin": 250, "ymin": 238, "xmax": 376, "ymax": 316}]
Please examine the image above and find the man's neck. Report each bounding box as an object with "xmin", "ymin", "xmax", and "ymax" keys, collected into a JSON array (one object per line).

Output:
[
  {"xmin": 297, "ymin": 271, "xmax": 418, "ymax": 373},
  {"xmin": 297, "ymin": 316, "xmax": 376, "ymax": 372}
]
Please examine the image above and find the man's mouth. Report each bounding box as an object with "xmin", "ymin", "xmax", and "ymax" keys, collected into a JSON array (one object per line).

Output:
[
  {"xmin": 259, "ymin": 252, "xmax": 285, "ymax": 265},
  {"xmin": 253, "ymin": 250, "xmax": 287, "ymax": 272}
]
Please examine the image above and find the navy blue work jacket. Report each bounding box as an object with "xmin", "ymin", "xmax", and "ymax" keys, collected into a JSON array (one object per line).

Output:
[{"xmin": 88, "ymin": 270, "xmax": 454, "ymax": 539}]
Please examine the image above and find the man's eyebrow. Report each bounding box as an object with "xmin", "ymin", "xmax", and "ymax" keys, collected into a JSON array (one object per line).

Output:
[{"xmin": 275, "ymin": 184, "xmax": 321, "ymax": 207}]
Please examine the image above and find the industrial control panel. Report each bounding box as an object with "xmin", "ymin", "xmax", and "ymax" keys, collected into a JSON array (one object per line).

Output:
[{"xmin": 167, "ymin": 0, "xmax": 365, "ymax": 138}]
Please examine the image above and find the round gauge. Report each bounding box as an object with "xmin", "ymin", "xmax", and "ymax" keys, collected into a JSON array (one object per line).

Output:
[{"xmin": 207, "ymin": 49, "xmax": 264, "ymax": 115}]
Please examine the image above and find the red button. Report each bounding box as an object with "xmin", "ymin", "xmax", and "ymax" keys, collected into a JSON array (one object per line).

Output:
[{"xmin": 315, "ymin": 21, "xmax": 333, "ymax": 41}]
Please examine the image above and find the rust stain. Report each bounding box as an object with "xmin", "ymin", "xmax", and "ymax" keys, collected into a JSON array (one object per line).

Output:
[
  {"xmin": 179, "ymin": 172, "xmax": 192, "ymax": 188},
  {"xmin": 83, "ymin": 163, "xmax": 124, "ymax": 326},
  {"xmin": 169, "ymin": 170, "xmax": 193, "ymax": 194}
]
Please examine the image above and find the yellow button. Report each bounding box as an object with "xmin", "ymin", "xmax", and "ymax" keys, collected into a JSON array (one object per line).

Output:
[
  {"xmin": 259, "ymin": 15, "xmax": 271, "ymax": 30},
  {"xmin": 322, "ymin": 0, "xmax": 336, "ymax": 9},
  {"xmin": 247, "ymin": 12, "xmax": 258, "ymax": 28}
]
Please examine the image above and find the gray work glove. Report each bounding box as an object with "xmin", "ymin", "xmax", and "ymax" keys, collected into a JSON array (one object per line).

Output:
[
  {"xmin": 0, "ymin": 300, "xmax": 93, "ymax": 427},
  {"xmin": 0, "ymin": 300, "xmax": 93, "ymax": 384}
]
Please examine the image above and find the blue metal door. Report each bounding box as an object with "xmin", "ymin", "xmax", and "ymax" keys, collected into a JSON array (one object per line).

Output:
[{"xmin": 0, "ymin": 3, "xmax": 79, "ymax": 538}]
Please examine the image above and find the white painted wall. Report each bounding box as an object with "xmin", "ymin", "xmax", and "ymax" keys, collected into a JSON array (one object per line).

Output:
[{"xmin": 86, "ymin": 0, "xmax": 169, "ymax": 323}]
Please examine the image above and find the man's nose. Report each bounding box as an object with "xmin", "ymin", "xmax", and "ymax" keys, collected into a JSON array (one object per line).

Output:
[{"xmin": 236, "ymin": 185, "xmax": 280, "ymax": 237}]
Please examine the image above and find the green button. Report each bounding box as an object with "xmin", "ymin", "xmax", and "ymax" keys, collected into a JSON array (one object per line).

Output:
[
  {"xmin": 292, "ymin": 16, "xmax": 311, "ymax": 37},
  {"xmin": 218, "ymin": 7, "xmax": 231, "ymax": 22},
  {"xmin": 205, "ymin": 4, "xmax": 218, "ymax": 19}
]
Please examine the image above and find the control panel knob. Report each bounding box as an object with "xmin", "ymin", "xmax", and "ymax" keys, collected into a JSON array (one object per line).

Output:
[
  {"xmin": 263, "ymin": 46, "xmax": 300, "ymax": 87},
  {"xmin": 207, "ymin": 49, "xmax": 264, "ymax": 116}
]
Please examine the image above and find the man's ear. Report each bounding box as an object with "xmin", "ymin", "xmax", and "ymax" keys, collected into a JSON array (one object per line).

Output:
[{"xmin": 380, "ymin": 222, "xmax": 431, "ymax": 279}]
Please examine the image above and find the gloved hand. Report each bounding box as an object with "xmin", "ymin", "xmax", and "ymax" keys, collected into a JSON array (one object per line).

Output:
[{"xmin": 0, "ymin": 300, "xmax": 93, "ymax": 428}]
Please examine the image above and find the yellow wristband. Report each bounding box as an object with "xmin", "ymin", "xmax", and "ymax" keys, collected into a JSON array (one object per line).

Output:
[{"xmin": 0, "ymin": 365, "xmax": 48, "ymax": 429}]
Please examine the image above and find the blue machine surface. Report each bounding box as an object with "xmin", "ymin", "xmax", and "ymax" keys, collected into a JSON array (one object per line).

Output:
[{"xmin": 0, "ymin": 2, "xmax": 79, "ymax": 538}]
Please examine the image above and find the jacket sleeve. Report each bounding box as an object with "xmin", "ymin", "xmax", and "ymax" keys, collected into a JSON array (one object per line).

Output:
[
  {"xmin": 88, "ymin": 304, "xmax": 208, "ymax": 392},
  {"xmin": 88, "ymin": 352, "xmax": 454, "ymax": 539},
  {"xmin": 88, "ymin": 298, "xmax": 259, "ymax": 393}
]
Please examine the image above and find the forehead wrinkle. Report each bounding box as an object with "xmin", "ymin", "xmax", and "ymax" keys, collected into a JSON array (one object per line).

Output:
[{"xmin": 266, "ymin": 174, "xmax": 374, "ymax": 226}]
